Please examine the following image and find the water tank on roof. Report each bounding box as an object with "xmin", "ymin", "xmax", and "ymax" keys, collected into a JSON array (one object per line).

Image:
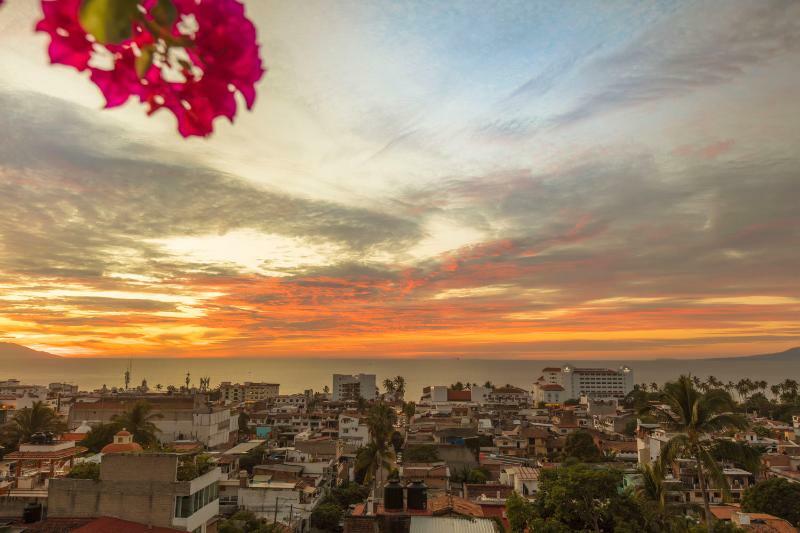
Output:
[
  {"xmin": 406, "ymin": 480, "xmax": 427, "ymax": 510},
  {"xmin": 383, "ymin": 479, "xmax": 404, "ymax": 511}
]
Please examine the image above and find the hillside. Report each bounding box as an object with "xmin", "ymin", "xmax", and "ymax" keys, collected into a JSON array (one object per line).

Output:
[
  {"xmin": 736, "ymin": 346, "xmax": 800, "ymax": 361},
  {"xmin": 0, "ymin": 342, "xmax": 61, "ymax": 359}
]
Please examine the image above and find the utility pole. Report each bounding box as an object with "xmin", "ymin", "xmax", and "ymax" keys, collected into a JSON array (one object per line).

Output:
[
  {"xmin": 273, "ymin": 497, "xmax": 279, "ymax": 524},
  {"xmin": 288, "ymin": 505, "xmax": 293, "ymax": 527}
]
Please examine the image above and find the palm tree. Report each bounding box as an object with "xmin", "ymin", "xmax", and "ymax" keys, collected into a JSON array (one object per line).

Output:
[
  {"xmin": 382, "ymin": 378, "xmax": 396, "ymax": 396},
  {"xmin": 637, "ymin": 461, "xmax": 668, "ymax": 510},
  {"xmin": 770, "ymin": 384, "xmax": 781, "ymax": 401},
  {"xmin": 393, "ymin": 376, "xmax": 406, "ymax": 400},
  {"xmin": 650, "ymin": 382, "xmax": 660, "ymax": 393},
  {"xmin": 735, "ymin": 379, "xmax": 750, "ymax": 403},
  {"xmin": 156, "ymin": 383, "xmax": 163, "ymax": 392},
  {"xmin": 712, "ymin": 440, "xmax": 765, "ymax": 482},
  {"xmin": 644, "ymin": 375, "xmax": 746, "ymax": 530},
  {"xmin": 357, "ymin": 403, "xmax": 397, "ymax": 493},
  {"xmin": 111, "ymin": 401, "xmax": 163, "ymax": 447},
  {"xmin": 0, "ymin": 401, "xmax": 66, "ymax": 448}
]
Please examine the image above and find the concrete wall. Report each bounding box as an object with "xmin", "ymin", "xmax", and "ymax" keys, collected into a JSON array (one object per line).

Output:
[
  {"xmin": 101, "ymin": 454, "xmax": 177, "ymax": 483},
  {"xmin": 48, "ymin": 478, "xmax": 177, "ymax": 528}
]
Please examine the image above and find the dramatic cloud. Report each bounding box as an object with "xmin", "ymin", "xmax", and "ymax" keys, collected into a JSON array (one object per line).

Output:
[{"xmin": 0, "ymin": 0, "xmax": 798, "ymax": 358}]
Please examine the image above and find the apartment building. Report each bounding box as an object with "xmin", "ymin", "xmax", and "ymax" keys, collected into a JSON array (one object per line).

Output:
[
  {"xmin": 332, "ymin": 374, "xmax": 376, "ymax": 402},
  {"xmin": 68, "ymin": 394, "xmax": 236, "ymax": 449},
  {"xmin": 219, "ymin": 382, "xmax": 280, "ymax": 403},
  {"xmin": 48, "ymin": 453, "xmax": 220, "ymax": 532},
  {"xmin": 420, "ymin": 385, "xmax": 491, "ymax": 405},
  {"xmin": 338, "ymin": 413, "xmax": 369, "ymax": 446}
]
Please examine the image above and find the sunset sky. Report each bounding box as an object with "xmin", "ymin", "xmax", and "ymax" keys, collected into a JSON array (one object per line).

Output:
[{"xmin": 0, "ymin": 0, "xmax": 798, "ymax": 359}]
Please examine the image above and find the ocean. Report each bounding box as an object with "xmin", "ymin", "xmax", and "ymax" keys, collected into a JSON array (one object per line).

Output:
[{"xmin": 0, "ymin": 356, "xmax": 797, "ymax": 398}]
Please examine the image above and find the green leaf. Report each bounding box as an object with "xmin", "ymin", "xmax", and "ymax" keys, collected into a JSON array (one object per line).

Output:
[
  {"xmin": 135, "ymin": 45, "xmax": 154, "ymax": 78},
  {"xmin": 79, "ymin": 0, "xmax": 140, "ymax": 45},
  {"xmin": 151, "ymin": 0, "xmax": 178, "ymax": 27}
]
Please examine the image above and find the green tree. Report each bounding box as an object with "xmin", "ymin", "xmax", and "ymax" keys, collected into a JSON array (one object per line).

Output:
[
  {"xmin": 79, "ymin": 422, "xmax": 120, "ymax": 453},
  {"xmin": 329, "ymin": 481, "xmax": 369, "ymax": 507},
  {"xmin": 564, "ymin": 430, "xmax": 602, "ymax": 462},
  {"xmin": 110, "ymin": 400, "xmax": 163, "ymax": 447},
  {"xmin": 402, "ymin": 401, "xmax": 416, "ymax": 423},
  {"xmin": 238, "ymin": 445, "xmax": 265, "ymax": 475},
  {"xmin": 393, "ymin": 376, "xmax": 406, "ymax": 400},
  {"xmin": 355, "ymin": 403, "xmax": 396, "ymax": 489},
  {"xmin": 66, "ymin": 462, "xmax": 100, "ymax": 480},
  {"xmin": 310, "ymin": 502, "xmax": 343, "ymax": 531},
  {"xmin": 402, "ymin": 444, "xmax": 440, "ymax": 462},
  {"xmin": 532, "ymin": 463, "xmax": 626, "ymax": 533},
  {"xmin": 0, "ymin": 401, "xmax": 66, "ymax": 449},
  {"xmin": 390, "ymin": 430, "xmax": 404, "ymax": 453},
  {"xmin": 741, "ymin": 478, "xmax": 800, "ymax": 526},
  {"xmin": 645, "ymin": 375, "xmax": 746, "ymax": 530},
  {"xmin": 506, "ymin": 491, "xmax": 536, "ymax": 533},
  {"xmin": 711, "ymin": 440, "xmax": 765, "ymax": 481},
  {"xmin": 238, "ymin": 411, "xmax": 250, "ymax": 434}
]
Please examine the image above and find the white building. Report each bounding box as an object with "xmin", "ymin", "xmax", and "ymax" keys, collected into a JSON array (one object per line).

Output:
[
  {"xmin": 532, "ymin": 383, "xmax": 566, "ymax": 405},
  {"xmin": 274, "ymin": 394, "xmax": 307, "ymax": 410},
  {"xmin": 419, "ymin": 385, "xmax": 491, "ymax": 405},
  {"xmin": 332, "ymin": 374, "xmax": 376, "ymax": 402},
  {"xmin": 499, "ymin": 466, "xmax": 540, "ymax": 497},
  {"xmin": 535, "ymin": 365, "xmax": 633, "ymax": 400},
  {"xmin": 219, "ymin": 382, "xmax": 280, "ymax": 403},
  {"xmin": 338, "ymin": 414, "xmax": 369, "ymax": 446}
]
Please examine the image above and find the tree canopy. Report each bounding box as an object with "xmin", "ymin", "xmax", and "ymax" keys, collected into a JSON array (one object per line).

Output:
[{"xmin": 741, "ymin": 478, "xmax": 800, "ymax": 526}]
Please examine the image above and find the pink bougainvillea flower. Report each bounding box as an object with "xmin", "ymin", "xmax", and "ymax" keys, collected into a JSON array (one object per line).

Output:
[
  {"xmin": 35, "ymin": 0, "xmax": 265, "ymax": 138},
  {"xmin": 35, "ymin": 0, "xmax": 94, "ymax": 71}
]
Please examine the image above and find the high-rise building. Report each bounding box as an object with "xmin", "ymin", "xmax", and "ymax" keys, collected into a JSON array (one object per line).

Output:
[
  {"xmin": 219, "ymin": 382, "xmax": 279, "ymax": 403},
  {"xmin": 534, "ymin": 365, "xmax": 634, "ymax": 400},
  {"xmin": 332, "ymin": 374, "xmax": 376, "ymax": 402}
]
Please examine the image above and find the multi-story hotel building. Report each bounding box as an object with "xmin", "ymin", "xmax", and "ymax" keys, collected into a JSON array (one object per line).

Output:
[{"xmin": 219, "ymin": 382, "xmax": 280, "ymax": 403}]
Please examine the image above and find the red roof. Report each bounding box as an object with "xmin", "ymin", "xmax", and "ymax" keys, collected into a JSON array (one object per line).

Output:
[
  {"xmin": 74, "ymin": 517, "xmax": 182, "ymax": 532},
  {"xmin": 542, "ymin": 367, "xmax": 562, "ymax": 372},
  {"xmin": 5, "ymin": 446, "xmax": 87, "ymax": 460},
  {"xmin": 101, "ymin": 442, "xmax": 143, "ymax": 454}
]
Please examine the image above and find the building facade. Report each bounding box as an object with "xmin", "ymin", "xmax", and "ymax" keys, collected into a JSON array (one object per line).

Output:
[
  {"xmin": 48, "ymin": 454, "xmax": 220, "ymax": 533},
  {"xmin": 535, "ymin": 365, "xmax": 633, "ymax": 400},
  {"xmin": 219, "ymin": 382, "xmax": 280, "ymax": 403},
  {"xmin": 332, "ymin": 374, "xmax": 376, "ymax": 402}
]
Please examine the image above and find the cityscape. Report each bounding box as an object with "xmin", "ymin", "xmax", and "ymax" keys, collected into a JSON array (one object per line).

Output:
[
  {"xmin": 0, "ymin": 364, "xmax": 796, "ymax": 532},
  {"xmin": 1, "ymin": 0, "xmax": 799, "ymax": 532}
]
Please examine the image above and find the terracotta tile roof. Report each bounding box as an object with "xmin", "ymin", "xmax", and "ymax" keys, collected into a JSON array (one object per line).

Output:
[
  {"xmin": 11, "ymin": 518, "xmax": 93, "ymax": 532},
  {"xmin": 73, "ymin": 516, "xmax": 182, "ymax": 532},
  {"xmin": 429, "ymin": 494, "xmax": 484, "ymax": 517},
  {"xmin": 539, "ymin": 384, "xmax": 564, "ymax": 391},
  {"xmin": 5, "ymin": 446, "xmax": 87, "ymax": 461},
  {"xmin": 542, "ymin": 367, "xmax": 562, "ymax": 372}
]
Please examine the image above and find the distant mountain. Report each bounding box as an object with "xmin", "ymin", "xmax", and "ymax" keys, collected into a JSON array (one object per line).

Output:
[
  {"xmin": 0, "ymin": 342, "xmax": 61, "ymax": 359},
  {"xmin": 734, "ymin": 346, "xmax": 800, "ymax": 361}
]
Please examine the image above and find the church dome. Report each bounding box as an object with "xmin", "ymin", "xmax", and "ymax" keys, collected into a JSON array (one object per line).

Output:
[{"xmin": 101, "ymin": 428, "xmax": 143, "ymax": 454}]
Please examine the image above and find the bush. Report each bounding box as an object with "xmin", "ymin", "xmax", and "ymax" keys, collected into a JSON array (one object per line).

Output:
[
  {"xmin": 66, "ymin": 462, "xmax": 100, "ymax": 480},
  {"xmin": 310, "ymin": 502, "xmax": 343, "ymax": 531},
  {"xmin": 403, "ymin": 444, "xmax": 440, "ymax": 462}
]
